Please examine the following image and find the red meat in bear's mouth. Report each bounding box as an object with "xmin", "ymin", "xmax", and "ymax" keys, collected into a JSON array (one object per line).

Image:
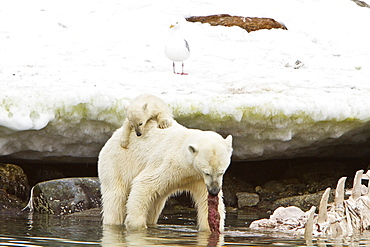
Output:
[{"xmin": 208, "ymin": 194, "xmax": 220, "ymax": 234}]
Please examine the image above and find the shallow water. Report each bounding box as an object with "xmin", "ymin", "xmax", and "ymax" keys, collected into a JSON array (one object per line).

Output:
[{"xmin": 1, "ymin": 210, "xmax": 370, "ymax": 246}]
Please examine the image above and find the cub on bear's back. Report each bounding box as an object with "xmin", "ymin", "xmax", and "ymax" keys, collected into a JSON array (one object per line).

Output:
[{"xmin": 120, "ymin": 94, "xmax": 173, "ymax": 149}]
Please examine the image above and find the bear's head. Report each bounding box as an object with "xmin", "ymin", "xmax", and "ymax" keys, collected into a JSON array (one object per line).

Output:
[
  {"xmin": 127, "ymin": 103, "xmax": 149, "ymax": 136},
  {"xmin": 189, "ymin": 133, "xmax": 233, "ymax": 196}
]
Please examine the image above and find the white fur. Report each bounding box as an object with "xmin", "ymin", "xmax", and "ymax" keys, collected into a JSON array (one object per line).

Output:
[
  {"xmin": 98, "ymin": 120, "xmax": 233, "ymax": 232},
  {"xmin": 120, "ymin": 94, "xmax": 173, "ymax": 148}
]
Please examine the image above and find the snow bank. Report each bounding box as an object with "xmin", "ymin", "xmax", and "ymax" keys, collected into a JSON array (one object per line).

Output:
[{"xmin": 0, "ymin": 0, "xmax": 369, "ymax": 162}]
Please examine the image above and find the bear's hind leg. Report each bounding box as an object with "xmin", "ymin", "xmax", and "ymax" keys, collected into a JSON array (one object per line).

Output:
[{"xmin": 101, "ymin": 181, "xmax": 129, "ymax": 225}]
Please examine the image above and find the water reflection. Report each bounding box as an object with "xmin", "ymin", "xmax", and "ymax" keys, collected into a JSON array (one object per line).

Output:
[
  {"xmin": 2, "ymin": 211, "xmax": 370, "ymax": 246},
  {"xmin": 101, "ymin": 224, "xmax": 225, "ymax": 246}
]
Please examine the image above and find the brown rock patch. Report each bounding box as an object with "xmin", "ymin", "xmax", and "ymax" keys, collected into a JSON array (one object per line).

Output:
[{"xmin": 186, "ymin": 14, "xmax": 287, "ymax": 33}]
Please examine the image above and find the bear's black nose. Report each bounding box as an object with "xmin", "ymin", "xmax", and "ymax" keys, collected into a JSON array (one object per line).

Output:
[
  {"xmin": 136, "ymin": 132, "xmax": 142, "ymax": 137},
  {"xmin": 208, "ymin": 187, "xmax": 220, "ymax": 196}
]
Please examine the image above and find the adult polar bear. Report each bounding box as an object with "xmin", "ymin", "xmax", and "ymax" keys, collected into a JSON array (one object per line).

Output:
[{"xmin": 98, "ymin": 119, "xmax": 233, "ymax": 232}]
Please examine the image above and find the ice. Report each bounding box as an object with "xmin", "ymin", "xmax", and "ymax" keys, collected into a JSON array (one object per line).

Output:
[{"xmin": 0, "ymin": 0, "xmax": 369, "ymax": 162}]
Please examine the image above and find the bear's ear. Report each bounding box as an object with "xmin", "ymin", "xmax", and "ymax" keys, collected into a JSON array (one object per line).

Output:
[
  {"xmin": 225, "ymin": 135, "xmax": 233, "ymax": 151},
  {"xmin": 188, "ymin": 144, "xmax": 198, "ymax": 154},
  {"xmin": 225, "ymin": 135, "xmax": 233, "ymax": 145},
  {"xmin": 142, "ymin": 103, "xmax": 148, "ymax": 111}
]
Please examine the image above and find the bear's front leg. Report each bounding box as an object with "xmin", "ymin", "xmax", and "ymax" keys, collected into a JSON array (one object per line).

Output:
[
  {"xmin": 125, "ymin": 173, "xmax": 165, "ymax": 231},
  {"xmin": 125, "ymin": 213, "xmax": 148, "ymax": 231},
  {"xmin": 188, "ymin": 180, "xmax": 226, "ymax": 232}
]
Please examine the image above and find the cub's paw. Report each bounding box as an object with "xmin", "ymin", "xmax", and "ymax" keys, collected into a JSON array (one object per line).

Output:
[{"xmin": 158, "ymin": 118, "xmax": 172, "ymax": 129}]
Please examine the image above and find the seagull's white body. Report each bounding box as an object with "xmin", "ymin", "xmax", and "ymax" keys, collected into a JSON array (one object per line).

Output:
[{"xmin": 165, "ymin": 22, "xmax": 190, "ymax": 75}]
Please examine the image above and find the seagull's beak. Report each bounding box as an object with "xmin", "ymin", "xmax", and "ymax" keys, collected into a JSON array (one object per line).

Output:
[{"xmin": 169, "ymin": 24, "xmax": 175, "ymax": 28}]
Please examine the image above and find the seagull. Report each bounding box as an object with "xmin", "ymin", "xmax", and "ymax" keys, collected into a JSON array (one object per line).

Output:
[{"xmin": 165, "ymin": 21, "xmax": 190, "ymax": 75}]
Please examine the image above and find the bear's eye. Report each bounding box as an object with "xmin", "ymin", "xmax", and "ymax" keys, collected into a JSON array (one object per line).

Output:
[
  {"xmin": 204, "ymin": 172, "xmax": 211, "ymax": 176},
  {"xmin": 139, "ymin": 123, "xmax": 143, "ymax": 126}
]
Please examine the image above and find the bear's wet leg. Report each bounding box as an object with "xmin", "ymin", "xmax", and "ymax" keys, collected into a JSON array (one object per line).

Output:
[
  {"xmin": 188, "ymin": 181, "xmax": 225, "ymax": 232},
  {"xmin": 125, "ymin": 173, "xmax": 168, "ymax": 231},
  {"xmin": 101, "ymin": 180, "xmax": 128, "ymax": 225},
  {"xmin": 188, "ymin": 181, "xmax": 211, "ymax": 232},
  {"xmin": 216, "ymin": 190, "xmax": 225, "ymax": 232},
  {"xmin": 147, "ymin": 193, "xmax": 169, "ymax": 227}
]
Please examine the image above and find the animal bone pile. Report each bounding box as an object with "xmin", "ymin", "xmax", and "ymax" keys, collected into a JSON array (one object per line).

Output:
[{"xmin": 250, "ymin": 169, "xmax": 370, "ymax": 237}]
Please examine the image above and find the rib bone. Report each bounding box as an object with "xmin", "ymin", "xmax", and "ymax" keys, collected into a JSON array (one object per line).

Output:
[
  {"xmin": 351, "ymin": 170, "xmax": 364, "ymax": 201},
  {"xmin": 318, "ymin": 187, "xmax": 330, "ymax": 224},
  {"xmin": 304, "ymin": 206, "xmax": 316, "ymax": 237}
]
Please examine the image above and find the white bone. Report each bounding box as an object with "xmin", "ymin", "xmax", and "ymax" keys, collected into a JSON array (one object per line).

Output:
[
  {"xmin": 351, "ymin": 170, "xmax": 364, "ymax": 201},
  {"xmin": 318, "ymin": 187, "xmax": 330, "ymax": 224},
  {"xmin": 22, "ymin": 186, "xmax": 35, "ymax": 212},
  {"xmin": 366, "ymin": 170, "xmax": 370, "ymax": 198},
  {"xmin": 364, "ymin": 170, "xmax": 370, "ymax": 180},
  {"xmin": 304, "ymin": 206, "xmax": 316, "ymax": 237},
  {"xmin": 335, "ymin": 177, "xmax": 346, "ymax": 209}
]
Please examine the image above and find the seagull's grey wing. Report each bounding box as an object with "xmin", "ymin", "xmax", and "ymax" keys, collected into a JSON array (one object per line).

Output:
[{"xmin": 184, "ymin": 39, "xmax": 190, "ymax": 52}]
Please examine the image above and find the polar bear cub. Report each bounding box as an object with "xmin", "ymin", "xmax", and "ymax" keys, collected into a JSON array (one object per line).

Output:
[{"xmin": 120, "ymin": 94, "xmax": 173, "ymax": 148}]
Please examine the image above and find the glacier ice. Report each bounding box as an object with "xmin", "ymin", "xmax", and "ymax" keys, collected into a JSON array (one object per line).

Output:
[{"xmin": 0, "ymin": 91, "xmax": 369, "ymax": 162}]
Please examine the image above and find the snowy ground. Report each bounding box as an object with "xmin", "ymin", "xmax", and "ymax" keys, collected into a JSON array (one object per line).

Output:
[{"xmin": 0, "ymin": 0, "xmax": 369, "ymax": 161}]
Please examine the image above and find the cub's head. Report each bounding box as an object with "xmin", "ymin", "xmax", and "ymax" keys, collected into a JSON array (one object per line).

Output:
[
  {"xmin": 127, "ymin": 103, "xmax": 149, "ymax": 136},
  {"xmin": 189, "ymin": 133, "xmax": 233, "ymax": 196}
]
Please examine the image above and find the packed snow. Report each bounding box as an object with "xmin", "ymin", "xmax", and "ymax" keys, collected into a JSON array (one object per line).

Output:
[{"xmin": 0, "ymin": 0, "xmax": 369, "ymax": 162}]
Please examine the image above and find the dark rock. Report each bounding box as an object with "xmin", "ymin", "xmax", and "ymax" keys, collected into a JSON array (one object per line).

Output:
[
  {"xmin": 298, "ymin": 162, "xmax": 347, "ymax": 194},
  {"xmin": 64, "ymin": 207, "xmax": 101, "ymax": 218},
  {"xmin": 0, "ymin": 163, "xmax": 29, "ymax": 211},
  {"xmin": 28, "ymin": 177, "xmax": 101, "ymax": 215},
  {"xmin": 256, "ymin": 200, "xmax": 273, "ymax": 211},
  {"xmin": 223, "ymin": 174, "xmax": 254, "ymax": 207},
  {"xmin": 34, "ymin": 165, "xmax": 65, "ymax": 185},
  {"xmin": 186, "ymin": 14, "xmax": 287, "ymax": 33},
  {"xmin": 0, "ymin": 163, "xmax": 30, "ymax": 200},
  {"xmin": 0, "ymin": 189, "xmax": 26, "ymax": 211},
  {"xmin": 273, "ymin": 189, "xmax": 334, "ymax": 211},
  {"xmin": 256, "ymin": 178, "xmax": 305, "ymax": 200},
  {"xmin": 236, "ymin": 192, "xmax": 259, "ymax": 207}
]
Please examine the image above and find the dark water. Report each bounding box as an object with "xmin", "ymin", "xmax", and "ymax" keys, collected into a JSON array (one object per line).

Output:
[{"xmin": 1, "ymin": 210, "xmax": 370, "ymax": 246}]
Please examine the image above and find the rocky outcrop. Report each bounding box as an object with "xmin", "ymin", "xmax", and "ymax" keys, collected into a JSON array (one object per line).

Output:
[
  {"xmin": 230, "ymin": 160, "xmax": 358, "ymax": 213},
  {"xmin": 236, "ymin": 192, "xmax": 259, "ymax": 207},
  {"xmin": 186, "ymin": 14, "xmax": 287, "ymax": 32},
  {"xmin": 24, "ymin": 177, "xmax": 101, "ymax": 215},
  {"xmin": 272, "ymin": 190, "xmax": 334, "ymax": 212},
  {"xmin": 0, "ymin": 163, "xmax": 29, "ymax": 200},
  {"xmin": 0, "ymin": 163, "xmax": 29, "ymax": 211},
  {"xmin": 222, "ymin": 174, "xmax": 254, "ymax": 207}
]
